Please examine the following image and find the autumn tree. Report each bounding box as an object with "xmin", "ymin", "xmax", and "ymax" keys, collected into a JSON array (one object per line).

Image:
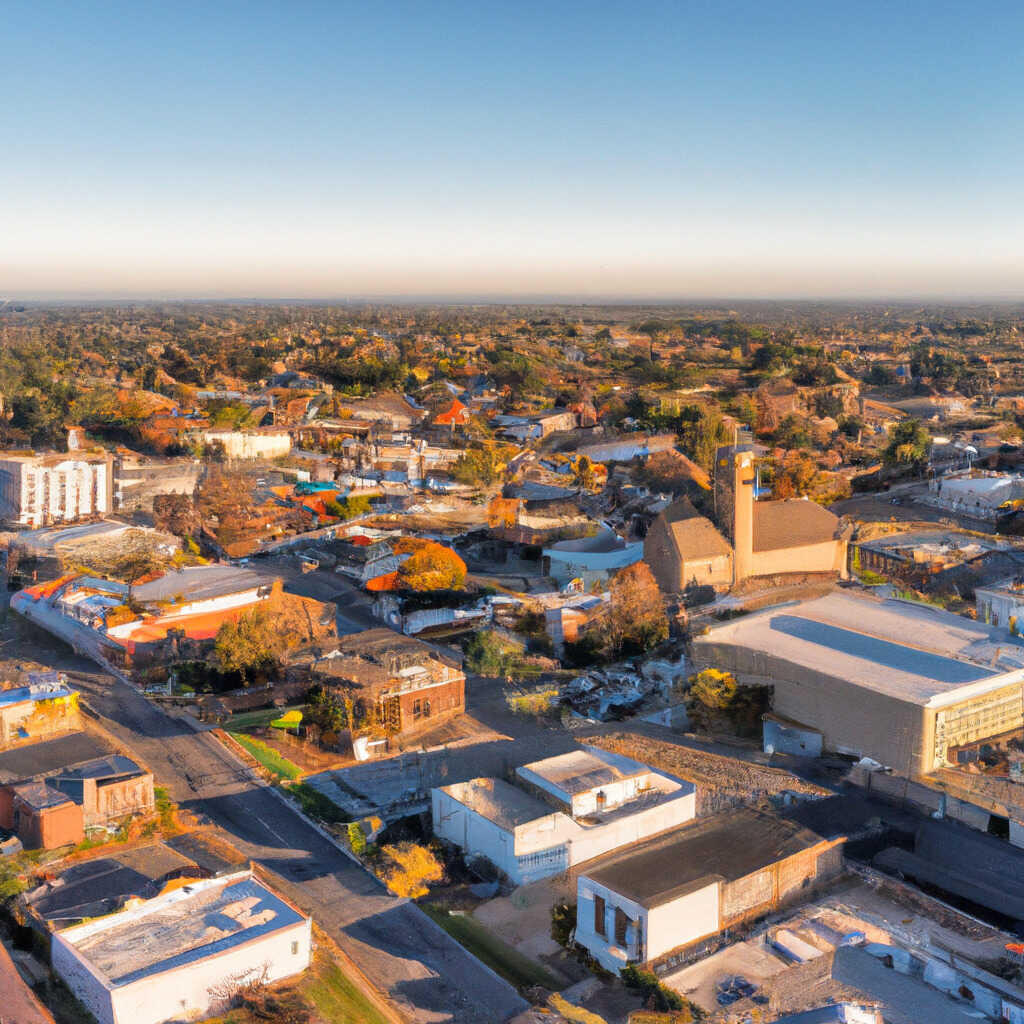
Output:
[
  {"xmin": 379, "ymin": 842, "xmax": 444, "ymax": 898},
  {"xmin": 685, "ymin": 668, "xmax": 771, "ymax": 737},
  {"xmin": 153, "ymin": 492, "xmax": 199, "ymax": 538},
  {"xmin": 606, "ymin": 562, "xmax": 668, "ymax": 657},
  {"xmin": 198, "ymin": 467, "xmax": 257, "ymax": 544},
  {"xmin": 213, "ymin": 604, "xmax": 289, "ymax": 681},
  {"xmin": 396, "ymin": 540, "xmax": 467, "ymax": 591}
]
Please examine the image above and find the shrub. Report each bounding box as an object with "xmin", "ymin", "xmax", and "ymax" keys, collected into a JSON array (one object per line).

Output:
[
  {"xmin": 379, "ymin": 842, "xmax": 444, "ymax": 898},
  {"xmin": 348, "ymin": 821, "xmax": 366, "ymax": 855},
  {"xmin": 621, "ymin": 965, "xmax": 690, "ymax": 1013}
]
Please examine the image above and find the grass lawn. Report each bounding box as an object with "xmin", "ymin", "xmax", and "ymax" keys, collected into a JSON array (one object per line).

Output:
[
  {"xmin": 421, "ymin": 904, "xmax": 561, "ymax": 992},
  {"xmin": 229, "ymin": 732, "xmax": 302, "ymax": 780},
  {"xmin": 228, "ymin": 704, "xmax": 305, "ymax": 732},
  {"xmin": 203, "ymin": 948, "xmax": 393, "ymax": 1024}
]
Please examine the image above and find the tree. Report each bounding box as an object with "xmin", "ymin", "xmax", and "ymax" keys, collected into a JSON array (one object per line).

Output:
[
  {"xmin": 379, "ymin": 842, "xmax": 444, "ymax": 898},
  {"xmin": 213, "ymin": 604, "xmax": 288, "ymax": 680},
  {"xmin": 573, "ymin": 454, "xmax": 596, "ymax": 491},
  {"xmin": 883, "ymin": 418, "xmax": 930, "ymax": 468},
  {"xmin": 606, "ymin": 563, "xmax": 668, "ymax": 657},
  {"xmin": 153, "ymin": 492, "xmax": 199, "ymax": 538},
  {"xmin": 685, "ymin": 668, "xmax": 771, "ymax": 737},
  {"xmin": 397, "ymin": 541, "xmax": 466, "ymax": 591}
]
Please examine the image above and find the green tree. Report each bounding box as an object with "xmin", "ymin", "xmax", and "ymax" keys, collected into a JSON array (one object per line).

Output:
[
  {"xmin": 213, "ymin": 605, "xmax": 288, "ymax": 680},
  {"xmin": 883, "ymin": 418, "xmax": 931, "ymax": 468}
]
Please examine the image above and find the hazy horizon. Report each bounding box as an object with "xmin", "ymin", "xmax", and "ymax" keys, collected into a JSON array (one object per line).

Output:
[{"xmin": 5, "ymin": 1, "xmax": 1022, "ymax": 300}]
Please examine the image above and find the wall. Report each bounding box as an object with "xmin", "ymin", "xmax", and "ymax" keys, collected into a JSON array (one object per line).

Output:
[
  {"xmin": 763, "ymin": 718, "xmax": 823, "ymax": 757},
  {"xmin": 431, "ymin": 789, "xmax": 524, "ymax": 881},
  {"xmin": 19, "ymin": 800, "xmax": 84, "ymax": 850},
  {"xmin": 394, "ymin": 675, "xmax": 465, "ymax": 734},
  {"xmin": 52, "ymin": 916, "xmax": 310, "ymax": 1024},
  {"xmin": 646, "ymin": 883, "xmax": 720, "ymax": 963},
  {"xmin": 680, "ymin": 551, "xmax": 733, "ymax": 590},
  {"xmin": 693, "ymin": 642, "xmax": 925, "ymax": 775},
  {"xmin": 0, "ymin": 693, "xmax": 81, "ymax": 747},
  {"xmin": 642, "ymin": 516, "xmax": 686, "ymax": 594},
  {"xmin": 87, "ymin": 773, "xmax": 155, "ymax": 826},
  {"xmin": 750, "ymin": 538, "xmax": 848, "ymax": 580}
]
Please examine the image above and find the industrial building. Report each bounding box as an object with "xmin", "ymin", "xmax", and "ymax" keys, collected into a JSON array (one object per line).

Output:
[
  {"xmin": 574, "ymin": 809, "xmax": 843, "ymax": 972},
  {"xmin": 432, "ymin": 746, "xmax": 696, "ymax": 885},
  {"xmin": 644, "ymin": 444, "xmax": 849, "ymax": 595},
  {"xmin": 924, "ymin": 469, "xmax": 1024, "ymax": 520},
  {"xmin": 692, "ymin": 591, "xmax": 1024, "ymax": 776},
  {"xmin": 0, "ymin": 676, "xmax": 80, "ymax": 749},
  {"xmin": 51, "ymin": 870, "xmax": 311, "ymax": 1024}
]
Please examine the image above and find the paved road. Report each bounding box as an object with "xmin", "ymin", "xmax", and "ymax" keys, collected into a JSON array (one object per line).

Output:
[{"xmin": 66, "ymin": 667, "xmax": 527, "ymax": 1024}]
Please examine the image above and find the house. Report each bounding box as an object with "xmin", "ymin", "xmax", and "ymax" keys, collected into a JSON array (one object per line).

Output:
[
  {"xmin": 0, "ymin": 676, "xmax": 81, "ymax": 749},
  {"xmin": 51, "ymin": 870, "xmax": 311, "ymax": 1024},
  {"xmin": 1, "ymin": 781, "xmax": 83, "ymax": 849},
  {"xmin": 544, "ymin": 593, "xmax": 607, "ymax": 647},
  {"xmin": 643, "ymin": 445, "xmax": 849, "ymax": 594},
  {"xmin": 334, "ymin": 538, "xmax": 402, "ymax": 584},
  {"xmin": 11, "ymin": 565, "xmax": 317, "ymax": 671},
  {"xmin": 543, "ymin": 530, "xmax": 643, "ymax": 586},
  {"xmin": 432, "ymin": 746, "xmax": 696, "ymax": 885},
  {"xmin": 50, "ymin": 755, "xmax": 154, "ymax": 827},
  {"xmin": 308, "ymin": 628, "xmax": 465, "ymax": 737},
  {"xmin": 343, "ymin": 391, "xmax": 426, "ymax": 431},
  {"xmin": 0, "ymin": 448, "xmax": 114, "ymax": 527},
  {"xmin": 692, "ymin": 590, "xmax": 1024, "ymax": 777},
  {"xmin": 574, "ymin": 809, "xmax": 843, "ymax": 972},
  {"xmin": 434, "ymin": 397, "xmax": 471, "ymax": 428}
]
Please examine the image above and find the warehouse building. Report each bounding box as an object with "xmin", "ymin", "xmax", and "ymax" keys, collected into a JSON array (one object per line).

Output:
[
  {"xmin": 52, "ymin": 870, "xmax": 311, "ymax": 1024},
  {"xmin": 432, "ymin": 747, "xmax": 696, "ymax": 884},
  {"xmin": 575, "ymin": 809, "xmax": 843, "ymax": 973},
  {"xmin": 692, "ymin": 591, "xmax": 1024, "ymax": 777}
]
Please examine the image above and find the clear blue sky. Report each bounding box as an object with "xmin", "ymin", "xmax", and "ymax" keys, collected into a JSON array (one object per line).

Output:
[{"xmin": 3, "ymin": 0, "xmax": 1022, "ymax": 299}]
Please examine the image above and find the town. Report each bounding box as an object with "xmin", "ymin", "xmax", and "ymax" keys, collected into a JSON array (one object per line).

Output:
[{"xmin": 0, "ymin": 300, "xmax": 1020, "ymax": 1024}]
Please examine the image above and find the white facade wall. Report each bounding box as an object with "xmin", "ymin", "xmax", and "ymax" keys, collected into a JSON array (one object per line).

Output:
[
  {"xmin": 575, "ymin": 873, "xmax": 719, "ymax": 972},
  {"xmin": 544, "ymin": 542, "xmax": 643, "ymax": 583},
  {"xmin": 976, "ymin": 587, "xmax": 1024, "ymax": 630},
  {"xmin": 432, "ymin": 780, "xmax": 696, "ymax": 885},
  {"xmin": 200, "ymin": 431, "xmax": 291, "ymax": 459},
  {"xmin": 53, "ymin": 917, "xmax": 311, "ymax": 1024},
  {"xmin": 0, "ymin": 457, "xmax": 111, "ymax": 527}
]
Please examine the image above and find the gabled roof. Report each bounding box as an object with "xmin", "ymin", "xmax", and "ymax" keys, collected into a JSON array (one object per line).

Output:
[
  {"xmin": 753, "ymin": 500, "xmax": 842, "ymax": 552},
  {"xmin": 661, "ymin": 497, "xmax": 732, "ymax": 561}
]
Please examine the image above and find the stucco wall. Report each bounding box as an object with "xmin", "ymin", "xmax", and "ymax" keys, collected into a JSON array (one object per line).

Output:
[
  {"xmin": 750, "ymin": 538, "xmax": 847, "ymax": 580},
  {"xmin": 53, "ymin": 917, "xmax": 311, "ymax": 1024},
  {"xmin": 693, "ymin": 641, "xmax": 925, "ymax": 775},
  {"xmin": 643, "ymin": 518, "xmax": 686, "ymax": 594},
  {"xmin": 646, "ymin": 883, "xmax": 720, "ymax": 962}
]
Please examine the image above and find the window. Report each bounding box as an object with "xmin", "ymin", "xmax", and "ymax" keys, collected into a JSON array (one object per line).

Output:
[
  {"xmin": 615, "ymin": 907, "xmax": 629, "ymax": 946},
  {"xmin": 594, "ymin": 895, "xmax": 606, "ymax": 937},
  {"xmin": 422, "ymin": 699, "xmax": 431, "ymax": 719},
  {"xmin": 292, "ymin": 941, "xmax": 300, "ymax": 955},
  {"xmin": 412, "ymin": 699, "xmax": 422, "ymax": 720}
]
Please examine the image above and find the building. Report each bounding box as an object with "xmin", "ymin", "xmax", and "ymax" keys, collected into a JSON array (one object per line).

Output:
[
  {"xmin": 692, "ymin": 591, "xmax": 1024, "ymax": 776},
  {"xmin": 196, "ymin": 428, "xmax": 291, "ymax": 460},
  {"xmin": 543, "ymin": 530, "xmax": 643, "ymax": 586},
  {"xmin": 51, "ymin": 870, "xmax": 311, "ymax": 1024},
  {"xmin": 0, "ymin": 936, "xmax": 58, "ymax": 1024},
  {"xmin": 50, "ymin": 755, "xmax": 154, "ymax": 827},
  {"xmin": 643, "ymin": 445, "xmax": 849, "ymax": 595},
  {"xmin": 0, "ymin": 676, "xmax": 80, "ymax": 749},
  {"xmin": 432, "ymin": 746, "xmax": 696, "ymax": 885},
  {"xmin": 12, "ymin": 565, "xmax": 286, "ymax": 669},
  {"xmin": 544, "ymin": 593, "xmax": 607, "ymax": 647},
  {"xmin": 852, "ymin": 528, "xmax": 1015, "ymax": 583},
  {"xmin": 1, "ymin": 780, "xmax": 84, "ymax": 849},
  {"xmin": 0, "ymin": 450, "xmax": 114, "ymax": 527},
  {"xmin": 574, "ymin": 809, "xmax": 843, "ymax": 973},
  {"xmin": 308, "ymin": 628, "xmax": 465, "ymax": 737},
  {"xmin": 976, "ymin": 576, "xmax": 1024, "ymax": 632},
  {"xmin": 925, "ymin": 469, "xmax": 1024, "ymax": 521},
  {"xmin": 343, "ymin": 391, "xmax": 426, "ymax": 431}
]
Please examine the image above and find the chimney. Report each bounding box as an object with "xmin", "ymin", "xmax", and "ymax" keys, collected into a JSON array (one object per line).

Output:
[{"xmin": 732, "ymin": 449, "xmax": 755, "ymax": 585}]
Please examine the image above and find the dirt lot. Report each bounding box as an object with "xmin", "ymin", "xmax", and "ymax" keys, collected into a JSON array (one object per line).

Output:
[
  {"xmin": 587, "ymin": 732, "xmax": 830, "ymax": 816},
  {"xmin": 661, "ymin": 939, "xmax": 789, "ymax": 1012}
]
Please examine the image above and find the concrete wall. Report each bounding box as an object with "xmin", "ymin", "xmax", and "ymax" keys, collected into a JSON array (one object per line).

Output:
[
  {"xmin": 0, "ymin": 693, "xmax": 81, "ymax": 747},
  {"xmin": 643, "ymin": 516, "xmax": 687, "ymax": 595},
  {"xmin": 88, "ymin": 773, "xmax": 155, "ymax": 826},
  {"xmin": 432, "ymin": 788, "xmax": 527, "ymax": 881},
  {"xmin": 750, "ymin": 538, "xmax": 848, "ymax": 580},
  {"xmin": 693, "ymin": 642, "xmax": 925, "ymax": 775},
  {"xmin": 764, "ymin": 718, "xmax": 823, "ymax": 757},
  {"xmin": 15, "ymin": 799, "xmax": 84, "ymax": 850},
  {"xmin": 680, "ymin": 552, "xmax": 733, "ymax": 590}
]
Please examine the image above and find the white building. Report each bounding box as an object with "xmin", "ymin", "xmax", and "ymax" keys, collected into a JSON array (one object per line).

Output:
[
  {"xmin": 432, "ymin": 747, "xmax": 696, "ymax": 885},
  {"xmin": 198, "ymin": 428, "xmax": 291, "ymax": 460},
  {"xmin": 51, "ymin": 871, "xmax": 311, "ymax": 1024},
  {"xmin": 543, "ymin": 530, "xmax": 643, "ymax": 585},
  {"xmin": 926, "ymin": 470, "xmax": 1024, "ymax": 521},
  {"xmin": 976, "ymin": 578, "xmax": 1024, "ymax": 633},
  {"xmin": 575, "ymin": 809, "xmax": 842, "ymax": 973},
  {"xmin": 0, "ymin": 452, "xmax": 113, "ymax": 527}
]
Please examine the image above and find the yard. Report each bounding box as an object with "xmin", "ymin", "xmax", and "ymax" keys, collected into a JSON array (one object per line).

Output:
[
  {"xmin": 229, "ymin": 732, "xmax": 303, "ymax": 780},
  {"xmin": 421, "ymin": 904, "xmax": 561, "ymax": 993}
]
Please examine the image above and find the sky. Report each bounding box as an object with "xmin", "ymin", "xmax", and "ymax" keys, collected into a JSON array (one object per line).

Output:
[{"xmin": 3, "ymin": 0, "xmax": 1022, "ymax": 300}]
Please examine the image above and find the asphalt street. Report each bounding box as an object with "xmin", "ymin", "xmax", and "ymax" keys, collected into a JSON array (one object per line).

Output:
[{"xmin": 64, "ymin": 666, "xmax": 527, "ymax": 1024}]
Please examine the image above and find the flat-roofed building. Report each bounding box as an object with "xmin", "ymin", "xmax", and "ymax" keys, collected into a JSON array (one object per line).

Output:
[
  {"xmin": 432, "ymin": 746, "xmax": 696, "ymax": 884},
  {"xmin": 0, "ymin": 677, "xmax": 80, "ymax": 749},
  {"xmin": 575, "ymin": 809, "xmax": 843, "ymax": 973},
  {"xmin": 52, "ymin": 870, "xmax": 311, "ymax": 1024},
  {"xmin": 692, "ymin": 591, "xmax": 1024, "ymax": 776}
]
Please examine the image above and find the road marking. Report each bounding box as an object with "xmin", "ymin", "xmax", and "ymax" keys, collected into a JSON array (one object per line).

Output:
[{"xmin": 253, "ymin": 814, "xmax": 291, "ymax": 846}]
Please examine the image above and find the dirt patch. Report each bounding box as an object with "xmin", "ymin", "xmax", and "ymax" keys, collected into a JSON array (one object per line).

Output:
[{"xmin": 587, "ymin": 732, "xmax": 829, "ymax": 816}]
